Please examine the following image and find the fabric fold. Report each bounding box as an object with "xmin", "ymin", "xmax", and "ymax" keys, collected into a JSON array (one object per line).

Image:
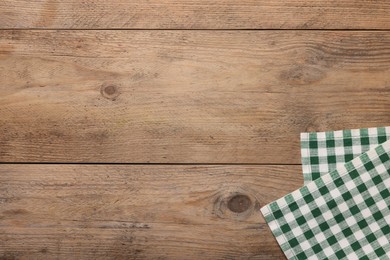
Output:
[
  {"xmin": 261, "ymin": 138, "xmax": 390, "ymax": 259},
  {"xmin": 301, "ymin": 126, "xmax": 390, "ymax": 184}
]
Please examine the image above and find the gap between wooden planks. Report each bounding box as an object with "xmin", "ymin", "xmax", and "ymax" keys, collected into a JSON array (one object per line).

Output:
[
  {"xmin": 0, "ymin": 164, "xmax": 302, "ymax": 259},
  {"xmin": 0, "ymin": 30, "xmax": 389, "ymax": 163},
  {"xmin": 0, "ymin": 0, "xmax": 390, "ymax": 29}
]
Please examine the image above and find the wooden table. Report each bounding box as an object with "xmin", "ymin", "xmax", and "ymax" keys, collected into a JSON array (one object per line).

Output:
[{"xmin": 0, "ymin": 1, "xmax": 389, "ymax": 259}]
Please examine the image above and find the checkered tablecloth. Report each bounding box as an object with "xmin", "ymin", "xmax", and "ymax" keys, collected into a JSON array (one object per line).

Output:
[{"xmin": 261, "ymin": 127, "xmax": 390, "ymax": 260}]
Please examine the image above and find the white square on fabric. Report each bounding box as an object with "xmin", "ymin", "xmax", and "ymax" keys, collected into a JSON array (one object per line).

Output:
[
  {"xmin": 367, "ymin": 185, "xmax": 380, "ymax": 197},
  {"xmin": 299, "ymin": 204, "xmax": 310, "ymax": 214},
  {"xmin": 323, "ymin": 246, "xmax": 335, "ymax": 258},
  {"xmin": 344, "ymin": 216, "xmax": 357, "ymax": 226},
  {"xmin": 315, "ymin": 196, "xmax": 327, "ymax": 208},
  {"xmin": 334, "ymin": 130, "xmax": 343, "ymax": 138},
  {"xmin": 361, "ymin": 243, "xmax": 375, "ymax": 255},
  {"xmin": 377, "ymin": 236, "xmax": 388, "ymax": 247},
  {"xmin": 353, "ymin": 194, "xmax": 364, "ymax": 205},
  {"xmin": 354, "ymin": 230, "xmax": 365, "ymax": 240},
  {"xmin": 335, "ymin": 147, "xmax": 345, "ymax": 156},
  {"xmin": 314, "ymin": 232, "xmax": 326, "ymax": 243},
  {"xmin": 319, "ymin": 164, "xmax": 329, "ymax": 173},
  {"xmin": 352, "ymin": 145, "xmax": 362, "ymax": 155},
  {"xmin": 375, "ymin": 164, "xmax": 387, "ymax": 174},
  {"xmin": 346, "ymin": 251, "xmax": 359, "ymax": 259},
  {"xmin": 307, "ymin": 218, "xmax": 318, "ymax": 230},
  {"xmin": 284, "ymin": 212, "xmax": 294, "ymax": 221},
  {"xmin": 338, "ymin": 238, "xmax": 349, "ymax": 249},
  {"xmin": 360, "ymin": 208, "xmax": 371, "ymax": 217},
  {"xmin": 344, "ymin": 179, "xmax": 356, "ymax": 191},
  {"xmin": 318, "ymin": 148, "xmax": 327, "ymax": 156},
  {"xmin": 291, "ymin": 226, "xmax": 303, "ymax": 237},
  {"xmin": 359, "ymin": 171, "xmax": 371, "ymax": 183},
  {"xmin": 368, "ymin": 221, "xmax": 381, "ymax": 233},
  {"xmin": 330, "ymin": 224, "xmax": 342, "ymax": 235},
  {"xmin": 322, "ymin": 210, "xmax": 333, "ymax": 221},
  {"xmin": 300, "ymin": 240, "xmax": 311, "ymax": 251},
  {"xmin": 376, "ymin": 200, "xmax": 387, "ymax": 211}
]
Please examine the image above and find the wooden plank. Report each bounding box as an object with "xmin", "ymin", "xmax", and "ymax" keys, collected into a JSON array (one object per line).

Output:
[
  {"xmin": 0, "ymin": 164, "xmax": 302, "ymax": 259},
  {"xmin": 0, "ymin": 30, "xmax": 389, "ymax": 163},
  {"xmin": 1, "ymin": 0, "xmax": 390, "ymax": 29}
]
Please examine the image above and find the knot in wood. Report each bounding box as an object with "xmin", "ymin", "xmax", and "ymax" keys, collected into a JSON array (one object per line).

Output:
[
  {"xmin": 227, "ymin": 194, "xmax": 251, "ymax": 213},
  {"xmin": 213, "ymin": 188, "xmax": 260, "ymax": 220},
  {"xmin": 100, "ymin": 83, "xmax": 120, "ymax": 100}
]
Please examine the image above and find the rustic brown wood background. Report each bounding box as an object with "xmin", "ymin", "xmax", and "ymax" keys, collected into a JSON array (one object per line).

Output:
[{"xmin": 0, "ymin": 1, "xmax": 389, "ymax": 259}]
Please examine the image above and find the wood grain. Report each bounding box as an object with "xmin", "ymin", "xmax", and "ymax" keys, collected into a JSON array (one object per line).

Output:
[
  {"xmin": 1, "ymin": 0, "xmax": 390, "ymax": 29},
  {"xmin": 0, "ymin": 164, "xmax": 302, "ymax": 259},
  {"xmin": 1, "ymin": 30, "xmax": 389, "ymax": 163}
]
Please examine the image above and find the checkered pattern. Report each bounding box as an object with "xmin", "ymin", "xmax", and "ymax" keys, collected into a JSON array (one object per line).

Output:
[
  {"xmin": 261, "ymin": 139, "xmax": 390, "ymax": 260},
  {"xmin": 301, "ymin": 126, "xmax": 390, "ymax": 184}
]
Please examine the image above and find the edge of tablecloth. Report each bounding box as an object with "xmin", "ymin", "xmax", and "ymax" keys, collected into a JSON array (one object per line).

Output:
[{"xmin": 260, "ymin": 139, "xmax": 390, "ymax": 260}]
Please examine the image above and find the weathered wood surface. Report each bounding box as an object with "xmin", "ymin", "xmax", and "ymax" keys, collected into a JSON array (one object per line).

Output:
[
  {"xmin": 0, "ymin": 164, "xmax": 302, "ymax": 259},
  {"xmin": 0, "ymin": 30, "xmax": 389, "ymax": 163},
  {"xmin": 1, "ymin": 0, "xmax": 390, "ymax": 29}
]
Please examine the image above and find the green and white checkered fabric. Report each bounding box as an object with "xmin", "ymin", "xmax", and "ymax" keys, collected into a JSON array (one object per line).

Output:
[
  {"xmin": 261, "ymin": 137, "xmax": 390, "ymax": 259},
  {"xmin": 301, "ymin": 126, "xmax": 390, "ymax": 184}
]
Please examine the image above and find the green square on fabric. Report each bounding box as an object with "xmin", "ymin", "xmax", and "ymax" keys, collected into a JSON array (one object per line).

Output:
[
  {"xmin": 303, "ymin": 194, "xmax": 314, "ymax": 204},
  {"xmin": 281, "ymin": 224, "xmax": 291, "ymax": 233},
  {"xmin": 310, "ymin": 156, "xmax": 319, "ymax": 165},
  {"xmin": 304, "ymin": 230, "xmax": 314, "ymax": 239},
  {"xmin": 357, "ymin": 219, "xmax": 368, "ymax": 229},
  {"xmin": 326, "ymin": 139, "xmax": 335, "ymax": 147},
  {"xmin": 334, "ymin": 178, "xmax": 344, "ymax": 187},
  {"xmin": 288, "ymin": 237, "xmax": 299, "ymax": 248},
  {"xmin": 335, "ymin": 250, "xmax": 346, "ymax": 258},
  {"xmin": 378, "ymin": 135, "xmax": 387, "ymax": 143},
  {"xmin": 373, "ymin": 211, "xmax": 384, "ymax": 221},
  {"xmin": 357, "ymin": 183, "xmax": 367, "ymax": 193},
  {"xmin": 296, "ymin": 252, "xmax": 307, "ymax": 259},
  {"xmin": 351, "ymin": 241, "xmax": 361, "ymax": 251},
  {"xmin": 326, "ymin": 199, "xmax": 337, "ymax": 209},
  {"xmin": 372, "ymin": 175, "xmax": 383, "ymax": 185},
  {"xmin": 366, "ymin": 233, "xmax": 376, "ymax": 243},
  {"xmin": 309, "ymin": 140, "xmax": 318, "ymax": 149},
  {"xmin": 343, "ymin": 138, "xmax": 353, "ymax": 147},
  {"xmin": 349, "ymin": 205, "xmax": 360, "ymax": 215},
  {"xmin": 365, "ymin": 197, "xmax": 375, "ymax": 207},
  {"xmin": 312, "ymin": 244, "xmax": 322, "ymax": 253},
  {"xmin": 349, "ymin": 169, "xmax": 359, "ymax": 179},
  {"xmin": 379, "ymin": 152, "xmax": 390, "ymax": 163},
  {"xmin": 334, "ymin": 213, "xmax": 345, "ymax": 224},
  {"xmin": 342, "ymin": 191, "xmax": 352, "ymax": 201},
  {"xmin": 344, "ymin": 154, "xmax": 354, "ymax": 161},
  {"xmin": 381, "ymin": 225, "xmax": 390, "ymax": 235},
  {"xmin": 327, "ymin": 155, "xmax": 336, "ymax": 163},
  {"xmin": 342, "ymin": 227, "xmax": 353, "ymax": 237},
  {"xmin": 319, "ymin": 185, "xmax": 329, "ymax": 195},
  {"xmin": 361, "ymin": 137, "xmax": 370, "ymax": 145},
  {"xmin": 289, "ymin": 201, "xmax": 299, "ymax": 212},
  {"xmin": 273, "ymin": 209, "xmax": 283, "ymax": 219},
  {"xmin": 380, "ymin": 189, "xmax": 390, "ymax": 199},
  {"xmin": 296, "ymin": 216, "xmax": 306, "ymax": 225},
  {"xmin": 375, "ymin": 247, "xmax": 386, "ymax": 257},
  {"xmin": 364, "ymin": 161, "xmax": 375, "ymax": 171},
  {"xmin": 327, "ymin": 235, "xmax": 337, "ymax": 246},
  {"xmin": 312, "ymin": 208, "xmax": 322, "ymax": 217},
  {"xmin": 319, "ymin": 221, "xmax": 330, "ymax": 231}
]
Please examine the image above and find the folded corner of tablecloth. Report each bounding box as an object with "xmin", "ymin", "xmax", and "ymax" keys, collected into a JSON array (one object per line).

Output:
[{"xmin": 260, "ymin": 127, "xmax": 390, "ymax": 260}]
